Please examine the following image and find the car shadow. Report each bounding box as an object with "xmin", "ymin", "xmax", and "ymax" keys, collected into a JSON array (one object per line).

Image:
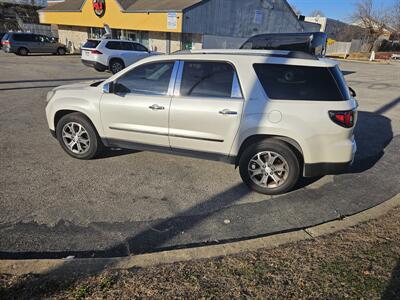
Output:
[
  {"xmin": 95, "ymin": 148, "xmax": 140, "ymax": 159},
  {"xmin": 348, "ymin": 111, "xmax": 393, "ymax": 173},
  {"xmin": 382, "ymin": 259, "xmax": 400, "ymax": 300}
]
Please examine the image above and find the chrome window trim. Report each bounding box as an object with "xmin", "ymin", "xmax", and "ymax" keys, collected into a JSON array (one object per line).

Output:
[
  {"xmin": 231, "ymin": 72, "xmax": 243, "ymax": 99},
  {"xmin": 173, "ymin": 60, "xmax": 184, "ymax": 97},
  {"xmin": 167, "ymin": 60, "xmax": 180, "ymax": 96}
]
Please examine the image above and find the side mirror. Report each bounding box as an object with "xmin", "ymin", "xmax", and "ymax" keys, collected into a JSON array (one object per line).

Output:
[
  {"xmin": 102, "ymin": 82, "xmax": 113, "ymax": 94},
  {"xmin": 349, "ymin": 86, "xmax": 356, "ymax": 98}
]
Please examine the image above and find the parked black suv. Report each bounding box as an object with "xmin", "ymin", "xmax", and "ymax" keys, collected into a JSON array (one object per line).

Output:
[
  {"xmin": 1, "ymin": 32, "xmax": 67, "ymax": 55},
  {"xmin": 240, "ymin": 32, "xmax": 328, "ymax": 57}
]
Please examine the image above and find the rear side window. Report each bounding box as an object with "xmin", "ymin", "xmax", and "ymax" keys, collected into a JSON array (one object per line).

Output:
[
  {"xmin": 82, "ymin": 40, "xmax": 100, "ymax": 49},
  {"xmin": 253, "ymin": 64, "xmax": 347, "ymax": 101},
  {"xmin": 13, "ymin": 34, "xmax": 36, "ymax": 42},
  {"xmin": 1, "ymin": 33, "xmax": 8, "ymax": 41},
  {"xmin": 180, "ymin": 62, "xmax": 235, "ymax": 98},
  {"xmin": 105, "ymin": 41, "xmax": 122, "ymax": 50},
  {"xmin": 133, "ymin": 43, "xmax": 148, "ymax": 52},
  {"xmin": 115, "ymin": 62, "xmax": 174, "ymax": 95}
]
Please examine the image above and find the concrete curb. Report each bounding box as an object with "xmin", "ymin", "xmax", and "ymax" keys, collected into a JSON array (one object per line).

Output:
[{"xmin": 1, "ymin": 193, "xmax": 399, "ymax": 276}]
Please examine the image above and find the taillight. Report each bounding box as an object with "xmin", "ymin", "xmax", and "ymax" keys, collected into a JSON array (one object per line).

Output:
[
  {"xmin": 90, "ymin": 50, "xmax": 102, "ymax": 55},
  {"xmin": 329, "ymin": 110, "xmax": 355, "ymax": 128},
  {"xmin": 2, "ymin": 41, "xmax": 10, "ymax": 45}
]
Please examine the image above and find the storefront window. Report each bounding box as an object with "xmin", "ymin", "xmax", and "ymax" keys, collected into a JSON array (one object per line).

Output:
[{"xmin": 88, "ymin": 27, "xmax": 105, "ymax": 39}]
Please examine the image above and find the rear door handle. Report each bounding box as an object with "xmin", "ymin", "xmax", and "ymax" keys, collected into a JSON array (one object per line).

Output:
[
  {"xmin": 219, "ymin": 109, "xmax": 237, "ymax": 115},
  {"xmin": 149, "ymin": 104, "xmax": 165, "ymax": 110}
]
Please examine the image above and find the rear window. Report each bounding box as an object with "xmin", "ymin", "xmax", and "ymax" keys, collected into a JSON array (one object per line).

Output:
[
  {"xmin": 253, "ymin": 64, "xmax": 348, "ymax": 101},
  {"xmin": 82, "ymin": 40, "xmax": 101, "ymax": 49},
  {"xmin": 1, "ymin": 33, "xmax": 8, "ymax": 41}
]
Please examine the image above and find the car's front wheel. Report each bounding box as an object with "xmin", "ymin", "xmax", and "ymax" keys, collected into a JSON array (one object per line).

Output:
[
  {"xmin": 239, "ymin": 139, "xmax": 300, "ymax": 195},
  {"xmin": 56, "ymin": 113, "xmax": 103, "ymax": 159}
]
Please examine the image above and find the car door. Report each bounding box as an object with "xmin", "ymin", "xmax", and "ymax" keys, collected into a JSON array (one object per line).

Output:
[
  {"xmin": 169, "ymin": 60, "xmax": 244, "ymax": 155},
  {"xmin": 37, "ymin": 35, "xmax": 53, "ymax": 52},
  {"xmin": 100, "ymin": 60, "xmax": 178, "ymax": 148}
]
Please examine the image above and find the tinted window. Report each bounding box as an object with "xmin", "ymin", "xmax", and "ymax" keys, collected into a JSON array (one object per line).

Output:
[
  {"xmin": 106, "ymin": 41, "xmax": 122, "ymax": 50},
  {"xmin": 1, "ymin": 33, "xmax": 8, "ymax": 41},
  {"xmin": 120, "ymin": 42, "xmax": 134, "ymax": 51},
  {"xmin": 37, "ymin": 35, "xmax": 51, "ymax": 43},
  {"xmin": 331, "ymin": 66, "xmax": 351, "ymax": 100},
  {"xmin": 115, "ymin": 62, "xmax": 174, "ymax": 95},
  {"xmin": 13, "ymin": 34, "xmax": 36, "ymax": 42},
  {"xmin": 180, "ymin": 62, "xmax": 235, "ymax": 98},
  {"xmin": 133, "ymin": 43, "xmax": 148, "ymax": 52},
  {"xmin": 82, "ymin": 39, "xmax": 101, "ymax": 49},
  {"xmin": 253, "ymin": 64, "xmax": 346, "ymax": 101}
]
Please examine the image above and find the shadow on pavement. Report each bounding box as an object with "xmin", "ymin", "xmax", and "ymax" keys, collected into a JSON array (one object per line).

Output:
[
  {"xmin": 382, "ymin": 259, "xmax": 400, "ymax": 300},
  {"xmin": 348, "ymin": 111, "xmax": 393, "ymax": 173}
]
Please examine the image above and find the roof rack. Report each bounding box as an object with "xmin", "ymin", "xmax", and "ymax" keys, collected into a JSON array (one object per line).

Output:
[{"xmin": 173, "ymin": 49, "xmax": 318, "ymax": 60}]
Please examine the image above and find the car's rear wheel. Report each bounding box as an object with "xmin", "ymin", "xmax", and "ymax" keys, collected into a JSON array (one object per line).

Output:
[
  {"xmin": 56, "ymin": 113, "xmax": 103, "ymax": 160},
  {"xmin": 109, "ymin": 59, "xmax": 125, "ymax": 74},
  {"xmin": 239, "ymin": 139, "xmax": 300, "ymax": 195},
  {"xmin": 17, "ymin": 47, "xmax": 29, "ymax": 56},
  {"xmin": 57, "ymin": 47, "xmax": 66, "ymax": 55}
]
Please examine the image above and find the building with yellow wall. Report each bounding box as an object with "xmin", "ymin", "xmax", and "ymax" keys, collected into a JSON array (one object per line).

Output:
[{"xmin": 40, "ymin": 0, "xmax": 304, "ymax": 53}]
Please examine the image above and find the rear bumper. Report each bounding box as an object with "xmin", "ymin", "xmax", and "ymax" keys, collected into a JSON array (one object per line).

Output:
[
  {"xmin": 303, "ymin": 162, "xmax": 352, "ymax": 177},
  {"xmin": 81, "ymin": 59, "xmax": 107, "ymax": 71}
]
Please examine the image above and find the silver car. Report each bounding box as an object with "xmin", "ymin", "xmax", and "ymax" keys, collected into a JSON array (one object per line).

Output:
[{"xmin": 1, "ymin": 32, "xmax": 67, "ymax": 56}]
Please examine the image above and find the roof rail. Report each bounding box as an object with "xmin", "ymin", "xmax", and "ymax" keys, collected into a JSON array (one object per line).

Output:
[{"xmin": 173, "ymin": 49, "xmax": 318, "ymax": 60}]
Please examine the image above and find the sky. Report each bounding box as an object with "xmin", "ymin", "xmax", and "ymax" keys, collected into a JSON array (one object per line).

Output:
[{"xmin": 287, "ymin": 0, "xmax": 397, "ymax": 22}]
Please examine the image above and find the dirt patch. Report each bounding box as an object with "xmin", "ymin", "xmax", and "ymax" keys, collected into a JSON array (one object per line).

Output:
[{"xmin": 1, "ymin": 207, "xmax": 399, "ymax": 299}]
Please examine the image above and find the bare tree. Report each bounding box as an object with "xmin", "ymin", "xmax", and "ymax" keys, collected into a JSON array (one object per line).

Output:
[
  {"xmin": 391, "ymin": 0, "xmax": 400, "ymax": 32},
  {"xmin": 309, "ymin": 10, "xmax": 325, "ymax": 17},
  {"xmin": 351, "ymin": 0, "xmax": 392, "ymax": 51}
]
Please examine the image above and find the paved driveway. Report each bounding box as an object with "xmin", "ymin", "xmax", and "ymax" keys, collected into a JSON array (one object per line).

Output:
[{"xmin": 0, "ymin": 53, "xmax": 399, "ymax": 258}]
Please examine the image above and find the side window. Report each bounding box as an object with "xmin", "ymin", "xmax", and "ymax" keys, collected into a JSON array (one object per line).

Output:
[
  {"xmin": 133, "ymin": 43, "xmax": 148, "ymax": 52},
  {"xmin": 106, "ymin": 41, "xmax": 122, "ymax": 50},
  {"xmin": 180, "ymin": 61, "xmax": 238, "ymax": 98},
  {"xmin": 120, "ymin": 42, "xmax": 134, "ymax": 51},
  {"xmin": 253, "ymin": 64, "xmax": 346, "ymax": 101},
  {"xmin": 115, "ymin": 61, "xmax": 174, "ymax": 95}
]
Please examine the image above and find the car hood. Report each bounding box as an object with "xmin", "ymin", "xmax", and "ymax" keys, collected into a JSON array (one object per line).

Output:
[{"xmin": 52, "ymin": 80, "xmax": 103, "ymax": 91}]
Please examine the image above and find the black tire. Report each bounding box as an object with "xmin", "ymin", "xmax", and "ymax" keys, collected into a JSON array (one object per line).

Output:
[
  {"xmin": 56, "ymin": 113, "xmax": 103, "ymax": 160},
  {"xmin": 109, "ymin": 58, "xmax": 125, "ymax": 74},
  {"xmin": 239, "ymin": 139, "xmax": 300, "ymax": 195},
  {"xmin": 17, "ymin": 47, "xmax": 28, "ymax": 56},
  {"xmin": 56, "ymin": 47, "xmax": 66, "ymax": 55}
]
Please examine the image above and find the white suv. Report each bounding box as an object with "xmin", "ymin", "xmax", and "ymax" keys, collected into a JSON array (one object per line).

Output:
[
  {"xmin": 81, "ymin": 39, "xmax": 156, "ymax": 74},
  {"xmin": 46, "ymin": 50, "xmax": 358, "ymax": 195}
]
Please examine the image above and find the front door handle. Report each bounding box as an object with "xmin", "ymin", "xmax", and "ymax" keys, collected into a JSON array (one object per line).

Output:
[
  {"xmin": 219, "ymin": 109, "xmax": 237, "ymax": 115},
  {"xmin": 149, "ymin": 104, "xmax": 165, "ymax": 111}
]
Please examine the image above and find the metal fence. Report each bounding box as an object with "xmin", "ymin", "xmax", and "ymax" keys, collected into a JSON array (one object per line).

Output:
[
  {"xmin": 202, "ymin": 35, "xmax": 247, "ymax": 49},
  {"xmin": 21, "ymin": 23, "xmax": 55, "ymax": 37}
]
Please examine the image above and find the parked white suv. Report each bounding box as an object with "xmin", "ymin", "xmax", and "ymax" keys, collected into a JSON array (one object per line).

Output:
[
  {"xmin": 46, "ymin": 50, "xmax": 358, "ymax": 195},
  {"xmin": 81, "ymin": 39, "xmax": 156, "ymax": 74}
]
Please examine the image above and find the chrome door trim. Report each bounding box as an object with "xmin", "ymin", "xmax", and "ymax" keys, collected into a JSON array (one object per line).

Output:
[
  {"xmin": 173, "ymin": 60, "xmax": 184, "ymax": 97},
  {"xmin": 109, "ymin": 126, "xmax": 169, "ymax": 136},
  {"xmin": 109, "ymin": 126, "xmax": 223, "ymax": 142},
  {"xmin": 167, "ymin": 60, "xmax": 180, "ymax": 96},
  {"xmin": 231, "ymin": 72, "xmax": 243, "ymax": 99}
]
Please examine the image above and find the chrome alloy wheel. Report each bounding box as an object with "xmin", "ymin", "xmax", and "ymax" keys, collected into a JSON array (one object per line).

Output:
[
  {"xmin": 62, "ymin": 122, "xmax": 90, "ymax": 154},
  {"xmin": 248, "ymin": 151, "xmax": 289, "ymax": 189}
]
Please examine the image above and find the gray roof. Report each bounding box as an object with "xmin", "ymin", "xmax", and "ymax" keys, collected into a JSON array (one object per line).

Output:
[
  {"xmin": 41, "ymin": 0, "xmax": 202, "ymax": 12},
  {"xmin": 41, "ymin": 0, "xmax": 85, "ymax": 11}
]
